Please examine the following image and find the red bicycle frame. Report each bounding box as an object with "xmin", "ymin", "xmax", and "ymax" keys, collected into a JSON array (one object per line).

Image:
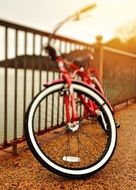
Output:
[
  {"xmin": 53, "ymin": 56, "xmax": 112, "ymax": 124},
  {"xmin": 57, "ymin": 57, "xmax": 79, "ymax": 123}
]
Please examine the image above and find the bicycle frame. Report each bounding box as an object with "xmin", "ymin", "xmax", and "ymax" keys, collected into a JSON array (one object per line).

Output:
[
  {"xmin": 44, "ymin": 56, "xmax": 113, "ymax": 126},
  {"xmin": 57, "ymin": 57, "xmax": 79, "ymax": 123}
]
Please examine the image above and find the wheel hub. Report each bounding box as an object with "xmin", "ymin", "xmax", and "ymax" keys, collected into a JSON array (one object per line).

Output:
[{"xmin": 66, "ymin": 121, "xmax": 80, "ymax": 133}]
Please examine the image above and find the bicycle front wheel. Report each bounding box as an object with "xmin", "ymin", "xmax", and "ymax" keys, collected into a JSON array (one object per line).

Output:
[{"xmin": 25, "ymin": 81, "xmax": 117, "ymax": 178}]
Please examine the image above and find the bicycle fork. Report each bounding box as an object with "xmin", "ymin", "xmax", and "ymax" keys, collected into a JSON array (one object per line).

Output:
[
  {"xmin": 60, "ymin": 69, "xmax": 80, "ymax": 132},
  {"xmin": 63, "ymin": 84, "xmax": 80, "ymax": 133}
]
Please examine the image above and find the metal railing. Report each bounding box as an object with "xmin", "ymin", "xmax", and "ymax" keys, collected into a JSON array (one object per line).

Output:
[
  {"xmin": 0, "ymin": 19, "xmax": 136, "ymax": 153},
  {"xmin": 96, "ymin": 44, "xmax": 136, "ymax": 106},
  {"xmin": 0, "ymin": 19, "xmax": 92, "ymax": 153}
]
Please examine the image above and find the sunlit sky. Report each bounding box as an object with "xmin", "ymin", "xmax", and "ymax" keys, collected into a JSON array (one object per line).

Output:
[{"xmin": 0, "ymin": 0, "xmax": 136, "ymax": 43}]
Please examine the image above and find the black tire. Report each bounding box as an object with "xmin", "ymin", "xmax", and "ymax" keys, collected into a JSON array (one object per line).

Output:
[{"xmin": 25, "ymin": 81, "xmax": 117, "ymax": 179}]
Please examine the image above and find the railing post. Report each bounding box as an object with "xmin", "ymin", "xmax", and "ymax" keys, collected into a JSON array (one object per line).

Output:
[
  {"xmin": 95, "ymin": 35, "xmax": 104, "ymax": 85},
  {"xmin": 4, "ymin": 27, "xmax": 8, "ymax": 147},
  {"xmin": 12, "ymin": 29, "xmax": 18, "ymax": 155},
  {"xmin": 12, "ymin": 142, "xmax": 17, "ymax": 156}
]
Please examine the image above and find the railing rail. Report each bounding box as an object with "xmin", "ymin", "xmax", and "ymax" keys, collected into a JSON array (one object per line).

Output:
[
  {"xmin": 0, "ymin": 19, "xmax": 92, "ymax": 46},
  {"xmin": 104, "ymin": 46, "xmax": 136, "ymax": 58}
]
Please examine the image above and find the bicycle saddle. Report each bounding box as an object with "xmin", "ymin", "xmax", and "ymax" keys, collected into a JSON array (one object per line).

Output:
[{"xmin": 73, "ymin": 55, "xmax": 93, "ymax": 66}]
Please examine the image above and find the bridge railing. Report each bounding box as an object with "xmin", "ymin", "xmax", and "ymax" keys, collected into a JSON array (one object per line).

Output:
[
  {"xmin": 95, "ymin": 44, "xmax": 136, "ymax": 106},
  {"xmin": 0, "ymin": 19, "xmax": 136, "ymax": 154},
  {"xmin": 0, "ymin": 19, "xmax": 92, "ymax": 153}
]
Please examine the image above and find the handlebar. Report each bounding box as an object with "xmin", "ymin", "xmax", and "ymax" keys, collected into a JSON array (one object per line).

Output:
[
  {"xmin": 46, "ymin": 3, "xmax": 96, "ymax": 48},
  {"xmin": 44, "ymin": 45, "xmax": 57, "ymax": 61},
  {"xmin": 44, "ymin": 3, "xmax": 96, "ymax": 63}
]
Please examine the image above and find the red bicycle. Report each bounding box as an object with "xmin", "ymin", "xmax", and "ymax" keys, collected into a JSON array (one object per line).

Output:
[
  {"xmin": 25, "ymin": 44, "xmax": 119, "ymax": 178},
  {"xmin": 25, "ymin": 4, "xmax": 119, "ymax": 178}
]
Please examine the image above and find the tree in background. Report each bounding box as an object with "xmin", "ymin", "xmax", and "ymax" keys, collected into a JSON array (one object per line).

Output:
[
  {"xmin": 115, "ymin": 20, "xmax": 136, "ymax": 41},
  {"xmin": 106, "ymin": 20, "xmax": 136, "ymax": 53}
]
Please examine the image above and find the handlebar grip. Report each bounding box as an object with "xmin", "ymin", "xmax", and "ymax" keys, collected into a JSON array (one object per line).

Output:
[{"xmin": 45, "ymin": 45, "xmax": 57, "ymax": 61}]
